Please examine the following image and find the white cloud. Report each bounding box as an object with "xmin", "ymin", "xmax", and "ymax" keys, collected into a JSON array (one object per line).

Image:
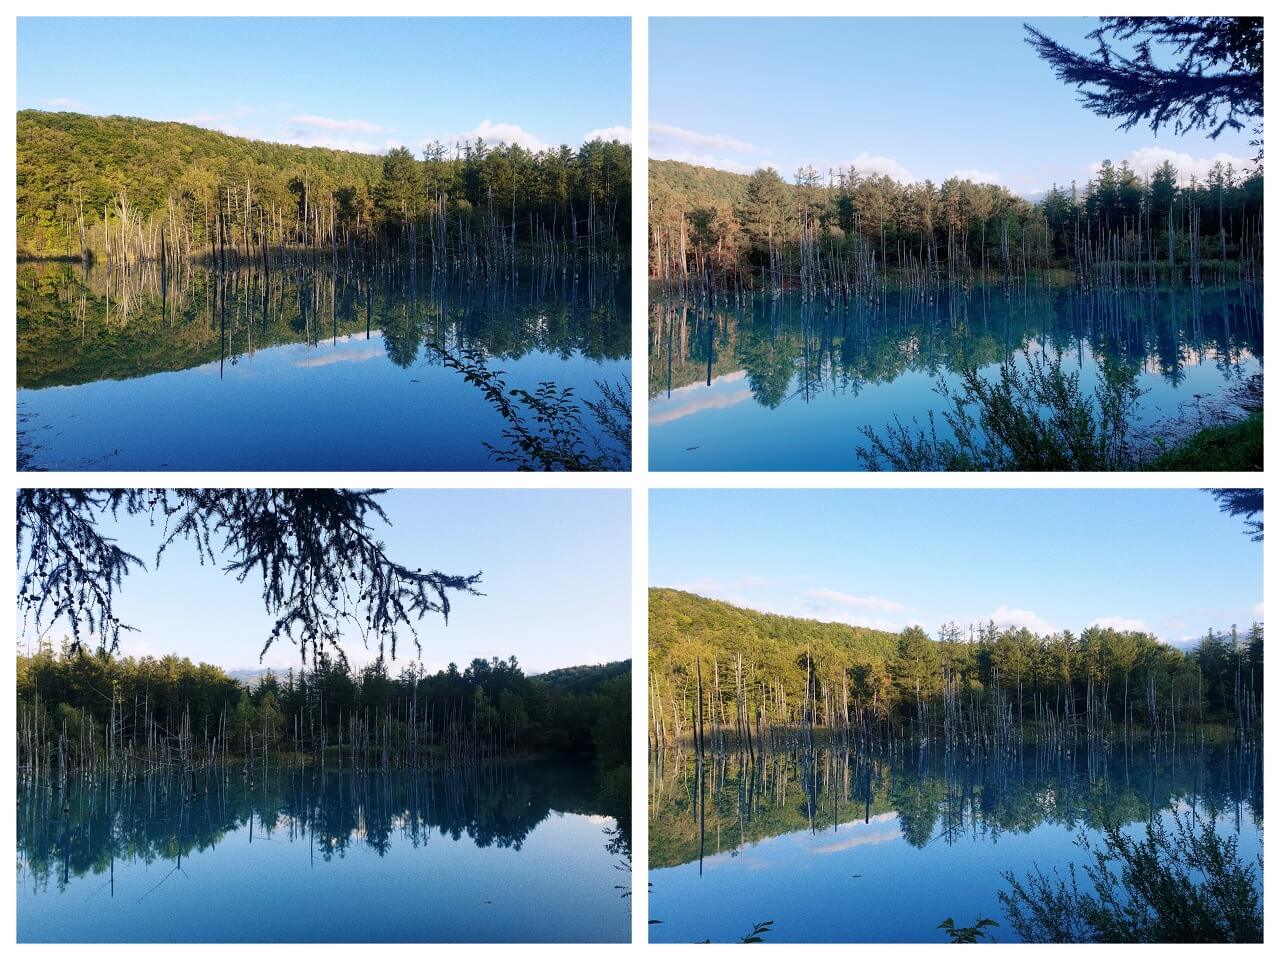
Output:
[
  {"xmin": 650, "ymin": 122, "xmax": 758, "ymax": 154},
  {"xmin": 671, "ymin": 575, "xmax": 767, "ymax": 596},
  {"xmin": 948, "ymin": 168, "xmax": 1002, "ymax": 185},
  {"xmin": 454, "ymin": 119, "xmax": 550, "ymax": 152},
  {"xmin": 584, "ymin": 125, "xmax": 631, "ymax": 143},
  {"xmin": 177, "ymin": 111, "xmax": 265, "ymax": 141},
  {"xmin": 43, "ymin": 97, "xmax": 87, "ymax": 111},
  {"xmin": 806, "ymin": 588, "xmax": 904, "ymax": 614},
  {"xmin": 282, "ymin": 134, "xmax": 385, "ymax": 154},
  {"xmin": 287, "ymin": 114, "xmax": 390, "ymax": 135},
  {"xmin": 984, "ymin": 605, "xmax": 1054, "ymax": 634},
  {"xmin": 847, "ymin": 151, "xmax": 915, "ymax": 183},
  {"xmin": 1089, "ymin": 616, "xmax": 1151, "ymax": 633},
  {"xmin": 1091, "ymin": 146, "xmax": 1256, "ymax": 184},
  {"xmin": 1254, "ymin": 602, "xmax": 1264, "ymax": 620},
  {"xmin": 649, "ymin": 121, "xmax": 762, "ymax": 172},
  {"xmin": 652, "ymin": 149, "xmax": 755, "ymax": 173}
]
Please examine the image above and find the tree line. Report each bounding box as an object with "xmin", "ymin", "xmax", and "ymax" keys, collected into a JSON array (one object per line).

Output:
[
  {"xmin": 18, "ymin": 110, "xmax": 631, "ymax": 267},
  {"xmin": 16, "ymin": 642, "xmax": 630, "ymax": 776},
  {"xmin": 650, "ymin": 157, "xmax": 1262, "ymax": 295},
  {"xmin": 649, "ymin": 589, "xmax": 1262, "ymax": 753}
]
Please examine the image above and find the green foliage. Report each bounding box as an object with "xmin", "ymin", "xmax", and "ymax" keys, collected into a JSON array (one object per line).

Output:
[
  {"xmin": 17, "ymin": 645, "xmax": 631, "ymax": 765},
  {"xmin": 998, "ymin": 812, "xmax": 1263, "ymax": 942},
  {"xmin": 430, "ymin": 346, "xmax": 630, "ymax": 470},
  {"xmin": 1146, "ymin": 413, "xmax": 1263, "ymax": 471},
  {"xmin": 650, "ymin": 155, "xmax": 1262, "ymax": 286},
  {"xmin": 650, "ymin": 589, "xmax": 1262, "ymax": 741},
  {"xmin": 857, "ymin": 349, "xmax": 1144, "ymax": 471},
  {"xmin": 938, "ymin": 917, "xmax": 999, "ymax": 943},
  {"xmin": 17, "ymin": 110, "xmax": 630, "ymax": 258}
]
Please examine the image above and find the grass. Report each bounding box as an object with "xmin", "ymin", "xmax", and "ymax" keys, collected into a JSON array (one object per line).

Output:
[{"xmin": 1146, "ymin": 411, "xmax": 1263, "ymax": 471}]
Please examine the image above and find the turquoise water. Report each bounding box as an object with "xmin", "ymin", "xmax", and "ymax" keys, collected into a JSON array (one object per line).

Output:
[
  {"xmin": 18, "ymin": 761, "xmax": 630, "ymax": 942},
  {"xmin": 18, "ymin": 262, "xmax": 630, "ymax": 471},
  {"xmin": 649, "ymin": 284, "xmax": 1262, "ymax": 470},
  {"xmin": 649, "ymin": 742, "xmax": 1262, "ymax": 942}
]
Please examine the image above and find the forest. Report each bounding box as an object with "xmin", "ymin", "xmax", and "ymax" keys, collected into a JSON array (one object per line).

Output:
[
  {"xmin": 649, "ymin": 589, "xmax": 1262, "ymax": 752},
  {"xmin": 650, "ymin": 157, "xmax": 1263, "ymax": 295},
  {"xmin": 17, "ymin": 110, "xmax": 631, "ymax": 267},
  {"xmin": 16, "ymin": 644, "xmax": 630, "ymax": 776}
]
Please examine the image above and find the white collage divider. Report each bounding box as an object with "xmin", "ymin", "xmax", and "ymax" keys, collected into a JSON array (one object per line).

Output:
[{"xmin": 3, "ymin": 3, "xmax": 1275, "ymax": 957}]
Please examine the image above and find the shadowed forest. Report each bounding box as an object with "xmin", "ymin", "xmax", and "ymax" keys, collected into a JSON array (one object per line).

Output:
[{"xmin": 18, "ymin": 646, "xmax": 630, "ymax": 775}]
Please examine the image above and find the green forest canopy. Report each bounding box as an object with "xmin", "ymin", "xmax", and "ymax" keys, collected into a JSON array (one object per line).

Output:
[
  {"xmin": 649, "ymin": 588, "xmax": 1261, "ymax": 736},
  {"xmin": 17, "ymin": 643, "xmax": 631, "ymax": 767},
  {"xmin": 650, "ymin": 155, "xmax": 1262, "ymax": 280},
  {"xmin": 17, "ymin": 110, "xmax": 631, "ymax": 257}
]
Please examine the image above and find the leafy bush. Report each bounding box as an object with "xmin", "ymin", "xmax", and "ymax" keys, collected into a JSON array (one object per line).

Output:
[
  {"xmin": 998, "ymin": 811, "xmax": 1263, "ymax": 942},
  {"xmin": 857, "ymin": 349, "xmax": 1142, "ymax": 471}
]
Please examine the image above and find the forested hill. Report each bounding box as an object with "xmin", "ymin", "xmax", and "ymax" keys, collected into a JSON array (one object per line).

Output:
[
  {"xmin": 650, "ymin": 588, "xmax": 1261, "ymax": 744},
  {"xmin": 649, "ymin": 588, "xmax": 901, "ymax": 675},
  {"xmin": 17, "ymin": 110, "xmax": 632, "ymax": 258},
  {"xmin": 18, "ymin": 111, "xmax": 383, "ymax": 250},
  {"xmin": 650, "ymin": 158, "xmax": 751, "ymax": 214},
  {"xmin": 535, "ymin": 659, "xmax": 632, "ymax": 693}
]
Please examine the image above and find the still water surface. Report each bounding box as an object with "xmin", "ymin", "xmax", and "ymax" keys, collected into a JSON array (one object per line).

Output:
[
  {"xmin": 18, "ymin": 761, "xmax": 630, "ymax": 942},
  {"xmin": 648, "ymin": 743, "xmax": 1262, "ymax": 942},
  {"xmin": 649, "ymin": 284, "xmax": 1262, "ymax": 470},
  {"xmin": 18, "ymin": 262, "xmax": 629, "ymax": 471}
]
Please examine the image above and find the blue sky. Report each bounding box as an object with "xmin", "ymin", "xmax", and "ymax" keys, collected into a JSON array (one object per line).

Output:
[
  {"xmin": 17, "ymin": 17, "xmax": 631, "ymax": 154},
  {"xmin": 650, "ymin": 17, "xmax": 1257, "ymax": 196},
  {"xmin": 19, "ymin": 490, "xmax": 631, "ymax": 675},
  {"xmin": 651, "ymin": 489, "xmax": 1262, "ymax": 648}
]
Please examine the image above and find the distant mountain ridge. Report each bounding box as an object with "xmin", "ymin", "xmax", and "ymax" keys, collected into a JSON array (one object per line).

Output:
[{"xmin": 223, "ymin": 660, "xmax": 630, "ymax": 690}]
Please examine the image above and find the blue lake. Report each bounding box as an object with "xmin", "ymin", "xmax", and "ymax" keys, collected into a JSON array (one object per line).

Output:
[
  {"xmin": 18, "ymin": 262, "xmax": 630, "ymax": 471},
  {"xmin": 648, "ymin": 743, "xmax": 1262, "ymax": 943},
  {"xmin": 649, "ymin": 284, "xmax": 1262, "ymax": 470},
  {"xmin": 18, "ymin": 761, "xmax": 631, "ymax": 942}
]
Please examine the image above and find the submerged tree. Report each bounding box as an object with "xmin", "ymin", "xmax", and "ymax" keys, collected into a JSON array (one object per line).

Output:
[
  {"xmin": 1025, "ymin": 18, "xmax": 1263, "ymax": 149},
  {"xmin": 16, "ymin": 489, "xmax": 482, "ymax": 663}
]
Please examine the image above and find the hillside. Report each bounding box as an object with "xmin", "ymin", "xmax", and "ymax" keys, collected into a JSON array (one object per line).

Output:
[
  {"xmin": 534, "ymin": 659, "xmax": 632, "ymax": 694},
  {"xmin": 650, "ymin": 588, "xmax": 1260, "ymax": 747},
  {"xmin": 17, "ymin": 110, "xmax": 385, "ymax": 255},
  {"xmin": 649, "ymin": 158, "xmax": 752, "ymax": 215},
  {"xmin": 17, "ymin": 110, "xmax": 632, "ymax": 258},
  {"xmin": 649, "ymin": 588, "xmax": 901, "ymax": 679}
]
